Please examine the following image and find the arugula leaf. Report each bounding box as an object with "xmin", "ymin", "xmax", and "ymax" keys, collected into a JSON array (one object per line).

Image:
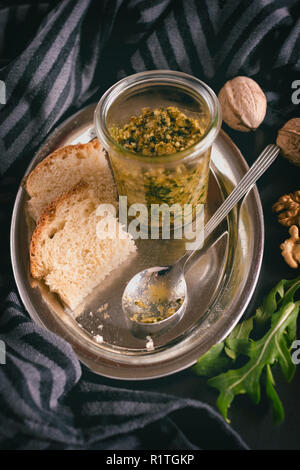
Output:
[
  {"xmin": 255, "ymin": 280, "xmax": 286, "ymax": 326},
  {"xmin": 227, "ymin": 317, "xmax": 254, "ymax": 342},
  {"xmin": 265, "ymin": 365, "xmax": 284, "ymax": 424},
  {"xmin": 192, "ymin": 343, "xmax": 231, "ymax": 377},
  {"xmin": 209, "ymin": 302, "xmax": 298, "ymax": 422},
  {"xmin": 193, "ymin": 276, "xmax": 300, "ymax": 424},
  {"xmin": 224, "ymin": 317, "xmax": 254, "ymax": 360}
]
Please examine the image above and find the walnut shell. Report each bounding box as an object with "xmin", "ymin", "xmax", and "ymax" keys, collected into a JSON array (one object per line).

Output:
[
  {"xmin": 276, "ymin": 118, "xmax": 300, "ymax": 166},
  {"xmin": 218, "ymin": 76, "xmax": 267, "ymax": 132}
]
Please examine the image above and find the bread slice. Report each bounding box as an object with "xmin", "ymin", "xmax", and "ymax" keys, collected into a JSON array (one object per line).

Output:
[
  {"xmin": 25, "ymin": 139, "xmax": 117, "ymax": 221},
  {"xmin": 30, "ymin": 181, "xmax": 136, "ymax": 311}
]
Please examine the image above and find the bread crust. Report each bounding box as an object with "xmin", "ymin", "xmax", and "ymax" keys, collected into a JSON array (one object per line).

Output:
[{"xmin": 25, "ymin": 139, "xmax": 101, "ymax": 195}]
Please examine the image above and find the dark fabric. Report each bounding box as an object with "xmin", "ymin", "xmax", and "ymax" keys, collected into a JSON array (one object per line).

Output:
[{"xmin": 0, "ymin": 0, "xmax": 299, "ymax": 450}]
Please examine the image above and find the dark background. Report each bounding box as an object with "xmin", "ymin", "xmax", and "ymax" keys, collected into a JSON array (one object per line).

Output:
[{"xmin": 1, "ymin": 0, "xmax": 299, "ymax": 450}]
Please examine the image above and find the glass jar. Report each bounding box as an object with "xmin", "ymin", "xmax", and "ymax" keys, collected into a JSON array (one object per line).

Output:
[{"xmin": 94, "ymin": 70, "xmax": 221, "ymax": 229}]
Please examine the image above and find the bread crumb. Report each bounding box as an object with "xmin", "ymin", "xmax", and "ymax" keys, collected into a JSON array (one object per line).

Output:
[
  {"xmin": 146, "ymin": 336, "xmax": 154, "ymax": 350},
  {"xmin": 94, "ymin": 335, "xmax": 103, "ymax": 343},
  {"xmin": 97, "ymin": 303, "xmax": 109, "ymax": 313}
]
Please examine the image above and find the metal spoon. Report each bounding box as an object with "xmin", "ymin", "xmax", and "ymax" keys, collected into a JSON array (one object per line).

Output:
[{"xmin": 122, "ymin": 144, "xmax": 280, "ymax": 337}]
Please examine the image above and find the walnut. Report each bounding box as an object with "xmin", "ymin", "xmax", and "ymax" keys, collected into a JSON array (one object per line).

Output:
[
  {"xmin": 280, "ymin": 225, "xmax": 300, "ymax": 269},
  {"xmin": 218, "ymin": 76, "xmax": 267, "ymax": 132},
  {"xmin": 276, "ymin": 118, "xmax": 300, "ymax": 166},
  {"xmin": 272, "ymin": 190, "xmax": 300, "ymax": 227}
]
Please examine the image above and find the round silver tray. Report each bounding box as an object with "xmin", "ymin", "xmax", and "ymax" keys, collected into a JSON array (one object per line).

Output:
[{"xmin": 10, "ymin": 104, "xmax": 264, "ymax": 380}]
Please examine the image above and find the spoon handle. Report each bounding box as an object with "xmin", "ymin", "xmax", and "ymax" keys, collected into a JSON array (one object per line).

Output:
[
  {"xmin": 204, "ymin": 144, "xmax": 279, "ymax": 238},
  {"xmin": 180, "ymin": 144, "xmax": 280, "ymax": 270}
]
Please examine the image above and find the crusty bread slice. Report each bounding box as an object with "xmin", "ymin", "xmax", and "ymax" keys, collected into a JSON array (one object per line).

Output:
[
  {"xmin": 30, "ymin": 181, "xmax": 136, "ymax": 311},
  {"xmin": 25, "ymin": 139, "xmax": 117, "ymax": 221}
]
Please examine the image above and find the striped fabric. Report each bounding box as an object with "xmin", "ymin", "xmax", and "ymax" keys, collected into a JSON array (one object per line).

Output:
[
  {"xmin": 0, "ymin": 0, "xmax": 299, "ymax": 176},
  {"xmin": 0, "ymin": 0, "xmax": 299, "ymax": 449}
]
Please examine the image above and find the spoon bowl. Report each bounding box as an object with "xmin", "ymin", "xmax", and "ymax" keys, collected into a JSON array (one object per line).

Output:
[{"xmin": 122, "ymin": 266, "xmax": 188, "ymax": 337}]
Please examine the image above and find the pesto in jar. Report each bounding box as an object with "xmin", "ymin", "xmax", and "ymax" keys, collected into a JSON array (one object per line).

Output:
[
  {"xmin": 109, "ymin": 106, "xmax": 211, "ymax": 226},
  {"xmin": 110, "ymin": 107, "xmax": 205, "ymax": 156}
]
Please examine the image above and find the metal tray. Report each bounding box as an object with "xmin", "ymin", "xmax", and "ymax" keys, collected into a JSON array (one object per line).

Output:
[{"xmin": 10, "ymin": 104, "xmax": 264, "ymax": 380}]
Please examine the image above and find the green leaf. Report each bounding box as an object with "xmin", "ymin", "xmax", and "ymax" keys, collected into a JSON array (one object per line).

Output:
[
  {"xmin": 208, "ymin": 302, "xmax": 298, "ymax": 423},
  {"xmin": 192, "ymin": 343, "xmax": 230, "ymax": 377},
  {"xmin": 224, "ymin": 345, "xmax": 236, "ymax": 360},
  {"xmin": 279, "ymin": 279, "xmax": 300, "ymax": 309},
  {"xmin": 285, "ymin": 301, "xmax": 300, "ymax": 346},
  {"xmin": 276, "ymin": 333, "xmax": 296, "ymax": 382},
  {"xmin": 265, "ymin": 365, "xmax": 285, "ymax": 424},
  {"xmin": 225, "ymin": 338, "xmax": 254, "ymax": 358},
  {"xmin": 270, "ymin": 303, "xmax": 298, "ymax": 382},
  {"xmin": 225, "ymin": 317, "xmax": 254, "ymax": 360},
  {"xmin": 255, "ymin": 280, "xmax": 287, "ymax": 326},
  {"xmin": 193, "ymin": 276, "xmax": 300, "ymax": 424},
  {"xmin": 227, "ymin": 317, "xmax": 254, "ymax": 341}
]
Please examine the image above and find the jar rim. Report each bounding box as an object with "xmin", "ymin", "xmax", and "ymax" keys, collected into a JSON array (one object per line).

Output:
[{"xmin": 94, "ymin": 70, "xmax": 222, "ymax": 165}]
